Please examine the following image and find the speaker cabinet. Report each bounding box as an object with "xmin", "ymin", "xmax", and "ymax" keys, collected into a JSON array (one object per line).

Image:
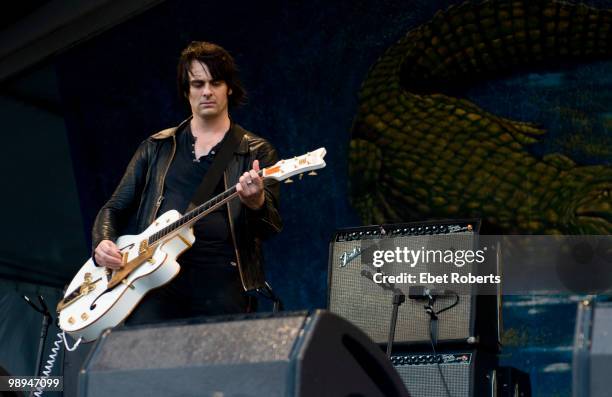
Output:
[{"xmin": 79, "ymin": 310, "xmax": 409, "ymax": 397}]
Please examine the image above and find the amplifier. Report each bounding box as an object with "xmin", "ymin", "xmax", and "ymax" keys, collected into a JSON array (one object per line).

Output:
[
  {"xmin": 328, "ymin": 219, "xmax": 500, "ymax": 348},
  {"xmin": 390, "ymin": 349, "xmax": 497, "ymax": 397}
]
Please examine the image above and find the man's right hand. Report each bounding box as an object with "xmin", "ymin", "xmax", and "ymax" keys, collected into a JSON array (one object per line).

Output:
[{"xmin": 94, "ymin": 240, "xmax": 123, "ymax": 269}]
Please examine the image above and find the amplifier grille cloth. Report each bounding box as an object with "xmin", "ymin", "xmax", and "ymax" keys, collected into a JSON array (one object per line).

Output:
[{"xmin": 329, "ymin": 232, "xmax": 476, "ymax": 344}]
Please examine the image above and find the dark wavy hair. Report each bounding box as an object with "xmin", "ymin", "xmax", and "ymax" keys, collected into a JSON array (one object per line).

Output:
[{"xmin": 177, "ymin": 41, "xmax": 246, "ymax": 108}]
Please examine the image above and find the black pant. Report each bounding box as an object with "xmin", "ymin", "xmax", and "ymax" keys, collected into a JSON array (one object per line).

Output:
[{"xmin": 124, "ymin": 260, "xmax": 249, "ymax": 326}]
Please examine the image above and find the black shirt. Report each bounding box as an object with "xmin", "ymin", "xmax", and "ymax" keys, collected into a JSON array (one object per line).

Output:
[{"xmin": 158, "ymin": 126, "xmax": 236, "ymax": 267}]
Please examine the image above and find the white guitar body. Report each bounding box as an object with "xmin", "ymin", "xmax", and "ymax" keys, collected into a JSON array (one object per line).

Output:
[{"xmin": 58, "ymin": 210, "xmax": 194, "ymax": 342}]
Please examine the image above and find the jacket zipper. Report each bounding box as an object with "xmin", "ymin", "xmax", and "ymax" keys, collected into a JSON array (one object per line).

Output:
[
  {"xmin": 225, "ymin": 171, "xmax": 247, "ymax": 291},
  {"xmin": 153, "ymin": 134, "xmax": 176, "ymax": 221}
]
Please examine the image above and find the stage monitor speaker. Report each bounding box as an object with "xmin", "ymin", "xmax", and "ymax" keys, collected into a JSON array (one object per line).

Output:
[
  {"xmin": 573, "ymin": 299, "xmax": 612, "ymax": 397},
  {"xmin": 328, "ymin": 220, "xmax": 500, "ymax": 349},
  {"xmin": 78, "ymin": 310, "xmax": 410, "ymax": 397},
  {"xmin": 390, "ymin": 349, "xmax": 497, "ymax": 397}
]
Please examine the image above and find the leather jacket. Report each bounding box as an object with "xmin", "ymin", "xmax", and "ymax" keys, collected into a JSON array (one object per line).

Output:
[{"xmin": 92, "ymin": 118, "xmax": 282, "ymax": 291}]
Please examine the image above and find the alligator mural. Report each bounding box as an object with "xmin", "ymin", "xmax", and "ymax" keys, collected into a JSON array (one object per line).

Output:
[{"xmin": 349, "ymin": 0, "xmax": 612, "ymax": 234}]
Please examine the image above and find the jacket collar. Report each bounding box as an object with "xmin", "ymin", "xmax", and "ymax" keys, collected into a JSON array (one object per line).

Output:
[
  {"xmin": 150, "ymin": 115, "xmax": 249, "ymax": 154},
  {"xmin": 232, "ymin": 123, "xmax": 250, "ymax": 155}
]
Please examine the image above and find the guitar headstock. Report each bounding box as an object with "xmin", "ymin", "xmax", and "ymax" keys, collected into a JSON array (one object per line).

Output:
[{"xmin": 262, "ymin": 147, "xmax": 327, "ymax": 182}]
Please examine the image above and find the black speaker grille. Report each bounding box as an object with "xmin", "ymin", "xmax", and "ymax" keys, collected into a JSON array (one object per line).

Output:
[{"xmin": 80, "ymin": 311, "xmax": 411, "ymax": 397}]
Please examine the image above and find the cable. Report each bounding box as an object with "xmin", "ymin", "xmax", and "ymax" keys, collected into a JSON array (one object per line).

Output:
[
  {"xmin": 408, "ymin": 290, "xmax": 462, "ymax": 396},
  {"xmin": 62, "ymin": 331, "xmax": 83, "ymax": 352},
  {"xmin": 32, "ymin": 332, "xmax": 61, "ymax": 397},
  {"xmin": 429, "ymin": 319, "xmax": 453, "ymax": 397},
  {"xmin": 24, "ymin": 294, "xmax": 83, "ymax": 396},
  {"xmin": 255, "ymin": 282, "xmax": 283, "ymax": 312},
  {"xmin": 33, "ymin": 331, "xmax": 82, "ymax": 397},
  {"xmin": 435, "ymin": 292, "xmax": 459, "ymax": 315},
  {"xmin": 422, "ymin": 293, "xmax": 459, "ymax": 397}
]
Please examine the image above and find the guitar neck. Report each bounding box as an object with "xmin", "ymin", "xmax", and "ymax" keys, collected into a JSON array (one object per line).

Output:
[
  {"xmin": 145, "ymin": 147, "xmax": 327, "ymax": 245},
  {"xmin": 147, "ymin": 170, "xmax": 264, "ymax": 245}
]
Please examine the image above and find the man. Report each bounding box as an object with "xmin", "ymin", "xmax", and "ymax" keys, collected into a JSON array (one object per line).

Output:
[{"xmin": 91, "ymin": 41, "xmax": 282, "ymax": 324}]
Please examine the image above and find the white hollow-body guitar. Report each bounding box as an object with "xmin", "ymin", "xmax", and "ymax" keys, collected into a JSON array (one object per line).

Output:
[{"xmin": 57, "ymin": 148, "xmax": 327, "ymax": 342}]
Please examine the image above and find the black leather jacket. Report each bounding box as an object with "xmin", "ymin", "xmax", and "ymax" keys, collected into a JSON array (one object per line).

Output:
[{"xmin": 92, "ymin": 118, "xmax": 282, "ymax": 291}]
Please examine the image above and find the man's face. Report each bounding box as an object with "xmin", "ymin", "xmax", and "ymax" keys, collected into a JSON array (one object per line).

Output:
[{"xmin": 187, "ymin": 60, "xmax": 231, "ymax": 120}]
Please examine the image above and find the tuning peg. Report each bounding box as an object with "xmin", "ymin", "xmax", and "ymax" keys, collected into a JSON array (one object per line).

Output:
[
  {"xmin": 308, "ymin": 171, "xmax": 317, "ymax": 176},
  {"xmin": 284, "ymin": 178, "xmax": 294, "ymax": 184},
  {"xmin": 299, "ymin": 173, "xmax": 303, "ymax": 180}
]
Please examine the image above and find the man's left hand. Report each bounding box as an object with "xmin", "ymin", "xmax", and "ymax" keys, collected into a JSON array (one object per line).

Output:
[{"xmin": 236, "ymin": 159, "xmax": 265, "ymax": 210}]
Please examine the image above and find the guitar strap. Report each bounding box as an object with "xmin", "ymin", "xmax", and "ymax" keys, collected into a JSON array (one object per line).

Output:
[{"xmin": 186, "ymin": 124, "xmax": 246, "ymax": 212}]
